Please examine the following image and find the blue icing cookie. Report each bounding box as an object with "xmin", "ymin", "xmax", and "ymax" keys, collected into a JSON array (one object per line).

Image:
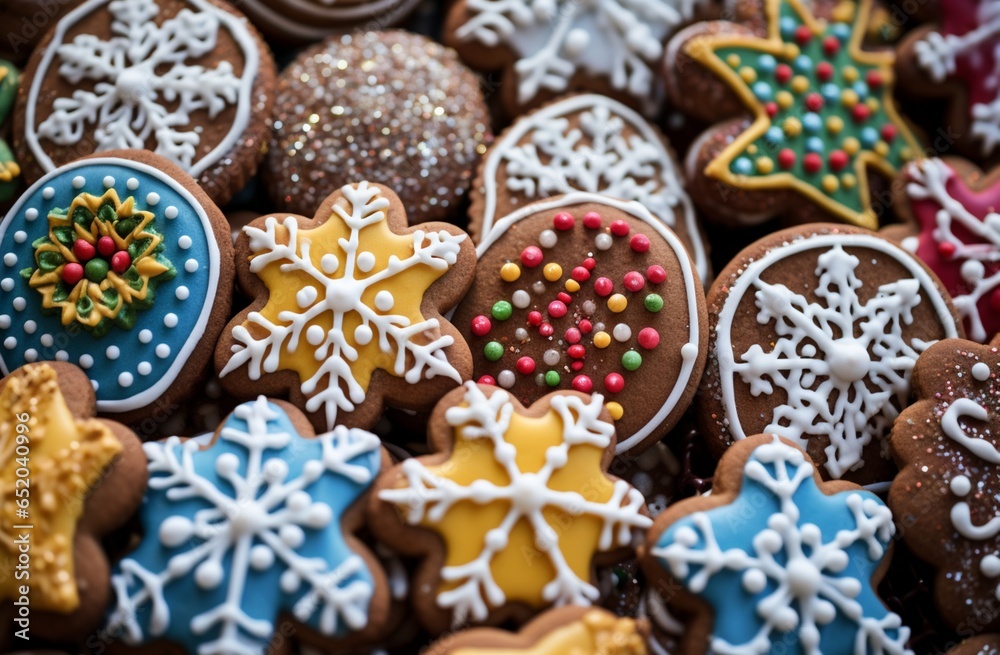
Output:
[
  {"xmin": 105, "ymin": 397, "xmax": 382, "ymax": 654},
  {"xmin": 650, "ymin": 435, "xmax": 912, "ymax": 655},
  {"xmin": 0, "ymin": 157, "xmax": 220, "ymax": 413}
]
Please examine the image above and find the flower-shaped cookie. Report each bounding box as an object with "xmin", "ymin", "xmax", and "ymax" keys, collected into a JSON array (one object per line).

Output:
[
  {"xmin": 890, "ymin": 338, "xmax": 1000, "ymax": 633},
  {"xmin": 0, "ymin": 362, "xmax": 146, "ymax": 644},
  {"xmin": 665, "ymin": 0, "xmax": 921, "ymax": 228},
  {"xmin": 371, "ymin": 382, "xmax": 652, "ymax": 634},
  {"xmin": 216, "ymin": 181, "xmax": 476, "ymax": 432},
  {"xmin": 105, "ymin": 396, "xmax": 390, "ymax": 654},
  {"xmin": 643, "ymin": 434, "xmax": 911, "ymax": 655}
]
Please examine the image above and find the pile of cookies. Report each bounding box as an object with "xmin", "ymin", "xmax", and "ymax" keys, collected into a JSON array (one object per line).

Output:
[{"xmin": 0, "ymin": 0, "xmax": 998, "ymax": 653}]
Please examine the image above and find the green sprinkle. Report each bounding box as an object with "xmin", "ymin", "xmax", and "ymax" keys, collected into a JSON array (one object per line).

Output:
[
  {"xmin": 85, "ymin": 258, "xmax": 109, "ymax": 282},
  {"xmin": 644, "ymin": 293, "xmax": 664, "ymax": 312},
  {"xmin": 622, "ymin": 350, "xmax": 642, "ymax": 371},
  {"xmin": 545, "ymin": 370, "xmax": 560, "ymax": 387},
  {"xmin": 484, "ymin": 341, "xmax": 504, "ymax": 362},
  {"xmin": 492, "ymin": 300, "xmax": 513, "ymax": 321}
]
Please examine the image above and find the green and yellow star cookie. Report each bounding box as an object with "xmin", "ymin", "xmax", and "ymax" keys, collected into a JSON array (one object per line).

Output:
[{"xmin": 0, "ymin": 59, "xmax": 20, "ymax": 204}]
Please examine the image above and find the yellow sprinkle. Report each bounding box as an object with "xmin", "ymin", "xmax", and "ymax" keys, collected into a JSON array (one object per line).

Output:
[
  {"xmin": 832, "ymin": 0, "xmax": 856, "ymax": 22},
  {"xmin": 822, "ymin": 174, "xmax": 839, "ymax": 193},
  {"xmin": 594, "ymin": 331, "xmax": 611, "ymax": 348},
  {"xmin": 841, "ymin": 173, "xmax": 857, "ymax": 189},
  {"xmin": 776, "ymin": 91, "xmax": 794, "ymax": 109},
  {"xmin": 783, "ymin": 117, "xmax": 802, "ymax": 137},
  {"xmin": 843, "ymin": 137, "xmax": 860, "ymax": 155},
  {"xmin": 543, "ymin": 263, "xmax": 562, "ymax": 282},
  {"xmin": 784, "ymin": 44, "xmax": 800, "ymax": 59},
  {"xmin": 874, "ymin": 141, "xmax": 890, "ymax": 156},
  {"xmin": 740, "ymin": 66, "xmax": 757, "ymax": 83},
  {"xmin": 747, "ymin": 144, "xmax": 759, "ymax": 155},
  {"xmin": 727, "ymin": 53, "xmax": 741, "ymax": 68},
  {"xmin": 756, "ymin": 157, "xmax": 774, "ymax": 174},
  {"xmin": 866, "ymin": 97, "xmax": 879, "ymax": 111},
  {"xmin": 608, "ymin": 294, "xmax": 627, "ymax": 313},
  {"xmin": 826, "ymin": 116, "xmax": 844, "ymax": 134},
  {"xmin": 900, "ymin": 147, "xmax": 913, "ymax": 160},
  {"xmin": 841, "ymin": 89, "xmax": 858, "ymax": 107},
  {"xmin": 606, "ymin": 402, "xmax": 624, "ymax": 421},
  {"xmin": 843, "ymin": 66, "xmax": 859, "ymax": 83},
  {"xmin": 565, "ymin": 279, "xmax": 581, "ymax": 293},
  {"xmin": 500, "ymin": 262, "xmax": 521, "ymax": 282},
  {"xmin": 791, "ymin": 76, "xmax": 809, "ymax": 94}
]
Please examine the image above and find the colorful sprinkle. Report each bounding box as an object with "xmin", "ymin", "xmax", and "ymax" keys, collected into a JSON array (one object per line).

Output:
[
  {"xmin": 547, "ymin": 300, "xmax": 567, "ymax": 318},
  {"xmin": 613, "ymin": 323, "xmax": 632, "ymax": 342},
  {"xmin": 527, "ymin": 311, "xmax": 542, "ymax": 325},
  {"xmin": 545, "ymin": 370, "xmax": 561, "ymax": 387},
  {"xmin": 644, "ymin": 294, "xmax": 664, "ymax": 312},
  {"xmin": 606, "ymin": 402, "xmax": 624, "ymax": 420},
  {"xmin": 622, "ymin": 351, "xmax": 642, "ymax": 371},
  {"xmin": 610, "ymin": 220, "xmax": 630, "ymax": 237},
  {"xmin": 471, "ymin": 315, "xmax": 492, "ymax": 336},
  {"xmin": 571, "ymin": 266, "xmax": 591, "ymax": 282},
  {"xmin": 630, "ymin": 234, "xmax": 650, "ymax": 253},
  {"xmin": 756, "ymin": 157, "xmax": 774, "ymax": 174},
  {"xmin": 638, "ymin": 328, "xmax": 660, "ymax": 350},
  {"xmin": 543, "ymin": 263, "xmax": 563, "ymax": 282},
  {"xmin": 571, "ymin": 375, "xmax": 593, "ymax": 393},
  {"xmin": 520, "ymin": 246, "xmax": 543, "ymax": 267},
  {"xmin": 553, "ymin": 212, "xmax": 575, "ymax": 230},
  {"xmin": 608, "ymin": 294, "xmax": 627, "ymax": 313},
  {"xmin": 646, "ymin": 265, "xmax": 666, "ymax": 284},
  {"xmin": 594, "ymin": 331, "xmax": 611, "ymax": 348},
  {"xmin": 516, "ymin": 356, "xmax": 536, "ymax": 375},
  {"xmin": 539, "ymin": 229, "xmax": 558, "ymax": 248},
  {"xmin": 567, "ymin": 344, "xmax": 586, "ymax": 359},
  {"xmin": 583, "ymin": 212, "xmax": 602, "ymax": 229},
  {"xmin": 492, "ymin": 300, "xmax": 513, "ymax": 321},
  {"xmin": 484, "ymin": 341, "xmax": 504, "ymax": 361},
  {"xmin": 500, "ymin": 262, "xmax": 521, "ymax": 282},
  {"xmin": 565, "ymin": 327, "xmax": 581, "ymax": 344},
  {"xmin": 565, "ymin": 279, "xmax": 581, "ymax": 293},
  {"xmin": 604, "ymin": 373, "xmax": 625, "ymax": 394},
  {"xmin": 594, "ymin": 277, "xmax": 614, "ymax": 296},
  {"xmin": 623, "ymin": 271, "xmax": 645, "ymax": 292},
  {"xmin": 478, "ymin": 375, "xmax": 496, "ymax": 386}
]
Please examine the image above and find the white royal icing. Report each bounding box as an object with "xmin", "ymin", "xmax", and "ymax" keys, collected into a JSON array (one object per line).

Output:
[
  {"xmin": 24, "ymin": 0, "xmax": 259, "ymax": 177},
  {"xmin": 715, "ymin": 232, "xmax": 959, "ymax": 479},
  {"xmin": 378, "ymin": 382, "xmax": 652, "ymax": 627},
  {"xmin": 478, "ymin": 94, "xmax": 708, "ymax": 282},
  {"xmin": 481, "ymin": 192, "xmax": 702, "ymax": 454}
]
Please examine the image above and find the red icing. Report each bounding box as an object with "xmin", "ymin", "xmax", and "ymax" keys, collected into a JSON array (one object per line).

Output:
[{"xmin": 938, "ymin": 0, "xmax": 998, "ymax": 109}]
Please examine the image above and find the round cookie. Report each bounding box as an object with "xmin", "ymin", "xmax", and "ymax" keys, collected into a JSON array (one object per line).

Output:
[
  {"xmin": 14, "ymin": 0, "xmax": 277, "ymax": 207},
  {"xmin": 889, "ymin": 338, "xmax": 1000, "ymax": 633},
  {"xmin": 0, "ymin": 362, "xmax": 146, "ymax": 646},
  {"xmin": 0, "ymin": 59, "xmax": 21, "ymax": 206},
  {"xmin": 215, "ymin": 181, "xmax": 476, "ymax": 433},
  {"xmin": 470, "ymin": 93, "xmax": 711, "ymax": 283},
  {"xmin": 641, "ymin": 434, "xmax": 911, "ymax": 655},
  {"xmin": 102, "ymin": 397, "xmax": 391, "ymax": 654},
  {"xmin": 443, "ymin": 0, "xmax": 713, "ymax": 117},
  {"xmin": 265, "ymin": 31, "xmax": 491, "ymax": 224},
  {"xmin": 881, "ymin": 157, "xmax": 1000, "ymax": 343},
  {"xmin": 698, "ymin": 224, "xmax": 962, "ymax": 486},
  {"xmin": 0, "ymin": 150, "xmax": 235, "ymax": 424},
  {"xmin": 452, "ymin": 193, "xmax": 707, "ymax": 454},
  {"xmin": 945, "ymin": 637, "xmax": 1000, "ymax": 655},
  {"xmin": 371, "ymin": 382, "xmax": 653, "ymax": 635},
  {"xmin": 664, "ymin": 0, "xmax": 922, "ymax": 229},
  {"xmin": 235, "ymin": 0, "xmax": 420, "ymax": 43}
]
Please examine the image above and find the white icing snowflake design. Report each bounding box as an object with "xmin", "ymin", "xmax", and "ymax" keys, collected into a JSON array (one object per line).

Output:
[
  {"xmin": 106, "ymin": 397, "xmax": 382, "ymax": 655},
  {"xmin": 379, "ymin": 383, "xmax": 652, "ymax": 627},
  {"xmin": 220, "ymin": 182, "xmax": 467, "ymax": 430},
  {"xmin": 27, "ymin": 0, "xmax": 256, "ymax": 176},
  {"xmin": 454, "ymin": 0, "xmax": 705, "ymax": 110},
  {"xmin": 719, "ymin": 238, "xmax": 957, "ymax": 479},
  {"xmin": 652, "ymin": 436, "xmax": 912, "ymax": 655},
  {"xmin": 914, "ymin": 0, "xmax": 1000, "ymax": 155}
]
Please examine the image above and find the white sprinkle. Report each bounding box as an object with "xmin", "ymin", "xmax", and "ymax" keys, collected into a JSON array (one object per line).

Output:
[
  {"xmin": 25, "ymin": 208, "xmax": 38, "ymax": 221},
  {"xmin": 79, "ymin": 354, "xmax": 94, "ymax": 369},
  {"xmin": 175, "ymin": 286, "xmax": 190, "ymax": 300},
  {"xmin": 156, "ymin": 344, "xmax": 171, "ymax": 358},
  {"xmin": 185, "ymin": 259, "xmax": 199, "ymax": 273},
  {"xmin": 498, "ymin": 370, "xmax": 516, "ymax": 388},
  {"xmin": 119, "ymin": 372, "xmax": 133, "ymax": 387},
  {"xmin": 13, "ymin": 231, "xmax": 26, "ymax": 244},
  {"xmin": 127, "ymin": 177, "xmax": 140, "ymax": 190},
  {"xmin": 3, "ymin": 253, "xmax": 17, "ymax": 267},
  {"xmin": 595, "ymin": 233, "xmax": 613, "ymax": 251},
  {"xmin": 613, "ymin": 323, "xmax": 632, "ymax": 342},
  {"xmin": 12, "ymin": 297, "xmax": 26, "ymax": 311},
  {"xmin": 72, "ymin": 176, "xmax": 86, "ymax": 189},
  {"xmin": 1, "ymin": 279, "xmax": 13, "ymax": 292},
  {"xmin": 164, "ymin": 313, "xmax": 178, "ymax": 328},
  {"xmin": 103, "ymin": 176, "xmax": 116, "ymax": 188},
  {"xmin": 973, "ymin": 362, "xmax": 991, "ymax": 381},
  {"xmin": 178, "ymin": 235, "xmax": 192, "ymax": 249},
  {"xmin": 3, "ymin": 336, "xmax": 15, "ymax": 349},
  {"xmin": 165, "ymin": 206, "xmax": 179, "ymax": 219},
  {"xmin": 0, "ymin": 315, "xmax": 9, "ymax": 328},
  {"xmin": 92, "ymin": 379, "xmax": 99, "ymax": 391},
  {"xmin": 539, "ymin": 230, "xmax": 558, "ymax": 248},
  {"xmin": 512, "ymin": 290, "xmax": 531, "ymax": 309},
  {"xmin": 40, "ymin": 334, "xmax": 53, "ymax": 347},
  {"xmin": 55, "ymin": 350, "xmax": 68, "ymax": 361},
  {"xmin": 42, "ymin": 187, "xmax": 55, "ymax": 199},
  {"xmin": 23, "ymin": 349, "xmax": 37, "ymax": 362},
  {"xmin": 146, "ymin": 192, "xmax": 160, "ymax": 205},
  {"xmin": 23, "ymin": 321, "xmax": 35, "ymax": 334},
  {"xmin": 139, "ymin": 329, "xmax": 153, "ymax": 344},
  {"xmin": 137, "ymin": 361, "xmax": 152, "ymax": 375},
  {"xmin": 106, "ymin": 345, "xmax": 120, "ymax": 360}
]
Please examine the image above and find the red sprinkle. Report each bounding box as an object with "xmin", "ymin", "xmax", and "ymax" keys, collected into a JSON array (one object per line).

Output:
[
  {"xmin": 646, "ymin": 265, "xmax": 666, "ymax": 284},
  {"xmin": 527, "ymin": 311, "xmax": 543, "ymax": 326},
  {"xmin": 851, "ymin": 104, "xmax": 871, "ymax": 123},
  {"xmin": 565, "ymin": 327, "xmax": 581, "ymax": 344},
  {"xmin": 571, "ymin": 375, "xmax": 593, "ymax": 393},
  {"xmin": 520, "ymin": 246, "xmax": 543, "ymax": 267},
  {"xmin": 804, "ymin": 93, "xmax": 824, "ymax": 112},
  {"xmin": 822, "ymin": 35, "xmax": 840, "ymax": 55},
  {"xmin": 579, "ymin": 319, "xmax": 593, "ymax": 333},
  {"xmin": 539, "ymin": 323, "xmax": 554, "ymax": 337},
  {"xmin": 829, "ymin": 150, "xmax": 849, "ymax": 171},
  {"xmin": 548, "ymin": 300, "xmax": 568, "ymax": 318},
  {"xmin": 630, "ymin": 234, "xmax": 650, "ymax": 253},
  {"xmin": 794, "ymin": 25, "xmax": 812, "ymax": 45},
  {"xmin": 557, "ymin": 291, "xmax": 572, "ymax": 304},
  {"xmin": 582, "ymin": 257, "xmax": 596, "ymax": 270},
  {"xmin": 804, "ymin": 153, "xmax": 823, "ymax": 174},
  {"xmin": 594, "ymin": 277, "xmax": 614, "ymax": 296},
  {"xmin": 778, "ymin": 149, "xmax": 797, "ymax": 169},
  {"xmin": 567, "ymin": 344, "xmax": 586, "ymax": 359},
  {"xmin": 571, "ymin": 361, "xmax": 585, "ymax": 372},
  {"xmin": 571, "ymin": 266, "xmax": 591, "ymax": 282},
  {"xmin": 816, "ymin": 62, "xmax": 834, "ymax": 82},
  {"xmin": 111, "ymin": 251, "xmax": 132, "ymax": 274},
  {"xmin": 765, "ymin": 102, "xmax": 779, "ymax": 118},
  {"xmin": 623, "ymin": 271, "xmax": 645, "ymax": 292},
  {"xmin": 866, "ymin": 70, "xmax": 883, "ymax": 88},
  {"xmin": 516, "ymin": 357, "xmax": 536, "ymax": 375},
  {"xmin": 638, "ymin": 327, "xmax": 660, "ymax": 350},
  {"xmin": 97, "ymin": 236, "xmax": 116, "ymax": 257},
  {"xmin": 477, "ymin": 375, "xmax": 496, "ymax": 386},
  {"xmin": 582, "ymin": 212, "xmax": 602, "ymax": 229},
  {"xmin": 610, "ymin": 220, "xmax": 630, "ymax": 237},
  {"xmin": 61, "ymin": 262, "xmax": 84, "ymax": 285},
  {"xmin": 881, "ymin": 124, "xmax": 897, "ymax": 142},
  {"xmin": 937, "ymin": 241, "xmax": 957, "ymax": 259},
  {"xmin": 775, "ymin": 64, "xmax": 792, "ymax": 83},
  {"xmin": 604, "ymin": 373, "xmax": 625, "ymax": 394},
  {"xmin": 553, "ymin": 212, "xmax": 575, "ymax": 231},
  {"xmin": 73, "ymin": 239, "xmax": 96, "ymax": 262},
  {"xmin": 471, "ymin": 315, "xmax": 492, "ymax": 336}
]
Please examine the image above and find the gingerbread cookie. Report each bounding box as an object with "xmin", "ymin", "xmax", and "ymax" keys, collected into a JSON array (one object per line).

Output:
[
  {"xmin": 0, "ymin": 362, "xmax": 146, "ymax": 645},
  {"xmin": 371, "ymin": 382, "xmax": 652, "ymax": 635},
  {"xmin": 425, "ymin": 606, "xmax": 649, "ymax": 654},
  {"xmin": 265, "ymin": 31, "xmax": 491, "ymax": 224},
  {"xmin": 698, "ymin": 224, "xmax": 962, "ymax": 486},
  {"xmin": 889, "ymin": 338, "xmax": 1000, "ymax": 633},
  {"xmin": 216, "ymin": 181, "xmax": 476, "ymax": 433},
  {"xmin": 236, "ymin": 0, "xmax": 420, "ymax": 43},
  {"xmin": 452, "ymin": 193, "xmax": 707, "ymax": 454},
  {"xmin": 0, "ymin": 150, "xmax": 235, "ymax": 423},
  {"xmin": 0, "ymin": 59, "xmax": 20, "ymax": 205},
  {"xmin": 882, "ymin": 157, "xmax": 1000, "ymax": 343},
  {"xmin": 14, "ymin": 0, "xmax": 277, "ymax": 207},
  {"xmin": 642, "ymin": 433, "xmax": 912, "ymax": 655},
  {"xmin": 896, "ymin": 0, "xmax": 1000, "ymax": 161},
  {"xmin": 945, "ymin": 637, "xmax": 1000, "ymax": 655},
  {"xmin": 102, "ymin": 396, "xmax": 390, "ymax": 653},
  {"xmin": 665, "ymin": 0, "xmax": 921, "ymax": 228},
  {"xmin": 470, "ymin": 93, "xmax": 710, "ymax": 283},
  {"xmin": 444, "ymin": 0, "xmax": 712, "ymax": 117}
]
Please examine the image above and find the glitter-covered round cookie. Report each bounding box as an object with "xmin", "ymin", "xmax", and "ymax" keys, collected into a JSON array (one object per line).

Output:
[
  {"xmin": 265, "ymin": 31, "xmax": 492, "ymax": 224},
  {"xmin": 452, "ymin": 193, "xmax": 707, "ymax": 454},
  {"xmin": 14, "ymin": 0, "xmax": 278, "ymax": 207}
]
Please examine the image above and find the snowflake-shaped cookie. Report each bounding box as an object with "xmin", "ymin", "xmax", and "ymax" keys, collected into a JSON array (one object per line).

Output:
[
  {"xmin": 105, "ymin": 396, "xmax": 387, "ymax": 654},
  {"xmin": 21, "ymin": 0, "xmax": 261, "ymax": 182},
  {"xmin": 217, "ymin": 181, "xmax": 475, "ymax": 432},
  {"xmin": 445, "ymin": 0, "xmax": 708, "ymax": 115},
  {"xmin": 373, "ymin": 382, "xmax": 652, "ymax": 634},
  {"xmin": 890, "ymin": 338, "xmax": 1000, "ymax": 633},
  {"xmin": 645, "ymin": 434, "xmax": 912, "ymax": 655},
  {"xmin": 883, "ymin": 157, "xmax": 1000, "ymax": 343},
  {"xmin": 702, "ymin": 227, "xmax": 961, "ymax": 485}
]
